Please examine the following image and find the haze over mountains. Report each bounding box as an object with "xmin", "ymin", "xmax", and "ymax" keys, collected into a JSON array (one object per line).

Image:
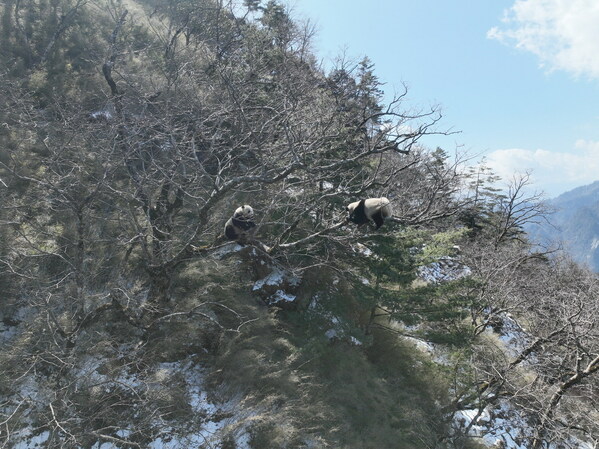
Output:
[{"xmin": 526, "ymin": 180, "xmax": 599, "ymax": 271}]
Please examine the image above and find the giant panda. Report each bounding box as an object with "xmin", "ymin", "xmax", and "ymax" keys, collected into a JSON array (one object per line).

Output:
[
  {"xmin": 224, "ymin": 205, "xmax": 257, "ymax": 243},
  {"xmin": 346, "ymin": 197, "xmax": 392, "ymax": 230}
]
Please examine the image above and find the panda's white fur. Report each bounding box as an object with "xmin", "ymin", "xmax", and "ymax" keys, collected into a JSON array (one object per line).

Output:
[
  {"xmin": 346, "ymin": 197, "xmax": 392, "ymax": 229},
  {"xmin": 224, "ymin": 205, "xmax": 257, "ymax": 243},
  {"xmin": 236, "ymin": 204, "xmax": 254, "ymax": 219}
]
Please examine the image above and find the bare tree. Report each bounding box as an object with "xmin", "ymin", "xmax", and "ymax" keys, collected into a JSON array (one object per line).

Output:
[
  {"xmin": 490, "ymin": 172, "xmax": 552, "ymax": 248},
  {"xmin": 449, "ymin": 238, "xmax": 599, "ymax": 448},
  {"xmin": 89, "ymin": 0, "xmax": 459, "ymax": 305}
]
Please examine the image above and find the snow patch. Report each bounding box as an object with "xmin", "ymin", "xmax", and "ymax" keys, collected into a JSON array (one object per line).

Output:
[
  {"xmin": 11, "ymin": 430, "xmax": 50, "ymax": 449},
  {"xmin": 253, "ymin": 267, "xmax": 300, "ymax": 291},
  {"xmin": 325, "ymin": 329, "xmax": 338, "ymax": 340},
  {"xmin": 403, "ymin": 335, "xmax": 435, "ymax": 354},
  {"xmin": 352, "ymin": 242, "xmax": 373, "ymax": 257},
  {"xmin": 285, "ymin": 187, "xmax": 304, "ymax": 198},
  {"xmin": 349, "ymin": 336, "xmax": 363, "ymax": 346},
  {"xmin": 90, "ymin": 110, "xmax": 113, "ymax": 121},
  {"xmin": 453, "ymin": 381, "xmax": 594, "ymax": 449},
  {"xmin": 325, "ymin": 329, "xmax": 362, "ymax": 346},
  {"xmin": 419, "ymin": 256, "xmax": 471, "ymax": 283},
  {"xmin": 453, "ymin": 401, "xmax": 531, "ymax": 449},
  {"xmin": 7, "ymin": 353, "xmax": 252, "ymax": 449},
  {"xmin": 252, "ymin": 265, "xmax": 301, "ymax": 306},
  {"xmin": 269, "ymin": 290, "xmax": 297, "ymax": 304},
  {"xmin": 233, "ymin": 430, "xmax": 252, "ymax": 449},
  {"xmin": 91, "ymin": 442, "xmax": 118, "ymax": 449},
  {"xmin": 211, "ymin": 243, "xmax": 244, "ymax": 259},
  {"xmin": 401, "ymin": 331, "xmax": 450, "ymax": 365},
  {"xmin": 495, "ymin": 314, "xmax": 531, "ymax": 357}
]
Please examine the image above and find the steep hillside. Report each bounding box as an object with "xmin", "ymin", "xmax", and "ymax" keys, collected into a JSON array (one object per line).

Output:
[
  {"xmin": 526, "ymin": 180, "xmax": 599, "ymax": 270},
  {"xmin": 0, "ymin": 242, "xmax": 469, "ymax": 448},
  {"xmin": 1, "ymin": 1, "xmax": 599, "ymax": 448}
]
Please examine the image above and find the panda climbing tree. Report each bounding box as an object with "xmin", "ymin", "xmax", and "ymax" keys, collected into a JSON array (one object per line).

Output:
[{"xmin": 346, "ymin": 197, "xmax": 393, "ymax": 230}]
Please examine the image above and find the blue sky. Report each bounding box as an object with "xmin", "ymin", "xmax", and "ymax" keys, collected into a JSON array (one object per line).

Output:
[{"xmin": 289, "ymin": 0, "xmax": 599, "ymax": 197}]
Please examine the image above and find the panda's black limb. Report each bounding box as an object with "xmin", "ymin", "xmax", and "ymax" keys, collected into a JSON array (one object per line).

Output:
[
  {"xmin": 371, "ymin": 211, "xmax": 385, "ymax": 229},
  {"xmin": 232, "ymin": 217, "xmax": 256, "ymax": 231},
  {"xmin": 349, "ymin": 199, "xmax": 370, "ymax": 225},
  {"xmin": 225, "ymin": 225, "xmax": 239, "ymax": 241}
]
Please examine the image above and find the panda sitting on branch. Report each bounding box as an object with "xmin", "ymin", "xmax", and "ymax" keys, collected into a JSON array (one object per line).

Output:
[
  {"xmin": 222, "ymin": 197, "xmax": 391, "ymax": 252},
  {"xmin": 224, "ymin": 204, "xmax": 257, "ymax": 244},
  {"xmin": 346, "ymin": 197, "xmax": 392, "ymax": 230}
]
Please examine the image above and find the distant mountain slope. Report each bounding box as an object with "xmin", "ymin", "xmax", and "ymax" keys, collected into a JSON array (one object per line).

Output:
[{"xmin": 526, "ymin": 180, "xmax": 599, "ymax": 271}]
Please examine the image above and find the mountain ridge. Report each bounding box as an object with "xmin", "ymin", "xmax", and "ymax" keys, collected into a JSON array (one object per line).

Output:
[{"xmin": 526, "ymin": 179, "xmax": 599, "ymax": 270}]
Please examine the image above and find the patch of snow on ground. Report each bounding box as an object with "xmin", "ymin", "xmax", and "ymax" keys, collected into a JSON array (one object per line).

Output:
[
  {"xmin": 74, "ymin": 355, "xmax": 111, "ymax": 386},
  {"xmin": 3, "ymin": 375, "xmax": 52, "ymax": 448},
  {"xmin": 149, "ymin": 359, "xmax": 226, "ymax": 446},
  {"xmin": 325, "ymin": 329, "xmax": 362, "ymax": 346},
  {"xmin": 452, "ymin": 400, "xmax": 593, "ymax": 449},
  {"xmin": 156, "ymin": 360, "xmax": 217, "ymax": 415},
  {"xmin": 453, "ymin": 400, "xmax": 531, "ymax": 449},
  {"xmin": 11, "ymin": 430, "xmax": 50, "ymax": 449},
  {"xmin": 253, "ymin": 265, "xmax": 302, "ymax": 305},
  {"xmin": 419, "ymin": 256, "xmax": 471, "ymax": 283},
  {"xmin": 450, "ymin": 311, "xmax": 594, "ymax": 449},
  {"xmin": 17, "ymin": 376, "xmax": 44, "ymax": 404},
  {"xmin": 401, "ymin": 333, "xmax": 450, "ymax": 365},
  {"xmin": 90, "ymin": 110, "xmax": 113, "ymax": 121},
  {"xmin": 285, "ymin": 187, "xmax": 304, "ymax": 198},
  {"xmin": 395, "ymin": 323, "xmax": 450, "ymax": 364},
  {"xmin": 310, "ymin": 294, "xmax": 363, "ymax": 344},
  {"xmin": 495, "ymin": 313, "xmax": 531, "ymax": 357},
  {"xmin": 253, "ymin": 266, "xmax": 301, "ymax": 291},
  {"xmin": 352, "ymin": 243, "xmax": 373, "ymax": 257},
  {"xmin": 253, "ymin": 268, "xmax": 285, "ymax": 290},
  {"xmin": 91, "ymin": 442, "xmax": 118, "ymax": 449},
  {"xmin": 349, "ymin": 336, "xmax": 363, "ymax": 346},
  {"xmin": 269, "ymin": 290, "xmax": 297, "ymax": 303},
  {"xmin": 234, "ymin": 430, "xmax": 252, "ymax": 449},
  {"xmin": 145, "ymin": 358, "xmax": 254, "ymax": 449},
  {"xmin": 7, "ymin": 354, "xmax": 251, "ymax": 449},
  {"xmin": 211, "ymin": 243, "xmax": 244, "ymax": 259},
  {"xmin": 302, "ymin": 437, "xmax": 325, "ymax": 448},
  {"xmin": 325, "ymin": 329, "xmax": 338, "ymax": 340},
  {"xmin": 403, "ymin": 335, "xmax": 435, "ymax": 354}
]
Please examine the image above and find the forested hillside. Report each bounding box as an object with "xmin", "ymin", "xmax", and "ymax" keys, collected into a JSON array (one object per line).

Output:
[
  {"xmin": 1, "ymin": 1, "xmax": 598, "ymax": 448},
  {"xmin": 526, "ymin": 180, "xmax": 599, "ymax": 272}
]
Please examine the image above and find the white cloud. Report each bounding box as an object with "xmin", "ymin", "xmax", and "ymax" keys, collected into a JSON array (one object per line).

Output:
[
  {"xmin": 488, "ymin": 0, "xmax": 599, "ymax": 78},
  {"xmin": 485, "ymin": 140, "xmax": 599, "ymax": 196}
]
